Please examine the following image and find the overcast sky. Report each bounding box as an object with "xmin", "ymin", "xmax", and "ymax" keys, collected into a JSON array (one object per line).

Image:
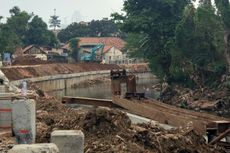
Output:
[{"xmin": 1, "ymin": 0, "xmax": 124, "ymax": 28}]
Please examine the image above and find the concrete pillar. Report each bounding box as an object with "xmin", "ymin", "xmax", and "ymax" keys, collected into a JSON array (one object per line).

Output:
[
  {"xmin": 8, "ymin": 143, "xmax": 59, "ymax": 153},
  {"xmin": 126, "ymin": 75, "xmax": 136, "ymax": 93},
  {"xmin": 12, "ymin": 99, "xmax": 36, "ymax": 144},
  {"xmin": 111, "ymin": 79, "xmax": 121, "ymax": 95},
  {"xmin": 51, "ymin": 130, "xmax": 84, "ymax": 153}
]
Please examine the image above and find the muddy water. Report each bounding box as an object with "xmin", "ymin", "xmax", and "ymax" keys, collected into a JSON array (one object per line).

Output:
[{"xmin": 48, "ymin": 76, "xmax": 159, "ymax": 100}]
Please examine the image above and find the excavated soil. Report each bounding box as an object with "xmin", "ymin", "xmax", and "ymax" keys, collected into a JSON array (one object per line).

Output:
[
  {"xmin": 0, "ymin": 82, "xmax": 227, "ymax": 152},
  {"xmin": 1, "ymin": 63, "xmax": 120, "ymax": 81},
  {"xmin": 35, "ymin": 95, "xmax": 226, "ymax": 153},
  {"xmin": 12, "ymin": 55, "xmax": 53, "ymax": 66}
]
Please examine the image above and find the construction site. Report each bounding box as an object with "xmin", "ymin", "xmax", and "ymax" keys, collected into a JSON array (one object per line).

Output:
[{"xmin": 0, "ymin": 61, "xmax": 229, "ymax": 153}]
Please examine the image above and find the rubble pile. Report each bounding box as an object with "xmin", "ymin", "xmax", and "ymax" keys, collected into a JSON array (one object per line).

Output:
[
  {"xmin": 0, "ymin": 135, "xmax": 16, "ymax": 153},
  {"xmin": 34, "ymin": 94, "xmax": 226, "ymax": 153},
  {"xmin": 154, "ymin": 83, "xmax": 230, "ymax": 117}
]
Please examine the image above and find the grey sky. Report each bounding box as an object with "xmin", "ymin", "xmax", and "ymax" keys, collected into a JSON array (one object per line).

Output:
[{"xmin": 1, "ymin": 0, "xmax": 124, "ymax": 27}]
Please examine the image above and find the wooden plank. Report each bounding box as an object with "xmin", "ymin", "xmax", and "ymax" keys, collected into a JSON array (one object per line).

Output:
[
  {"xmin": 62, "ymin": 96, "xmax": 118, "ymax": 107},
  {"xmin": 112, "ymin": 96, "xmax": 230, "ymax": 134},
  {"xmin": 209, "ymin": 128, "xmax": 230, "ymax": 145}
]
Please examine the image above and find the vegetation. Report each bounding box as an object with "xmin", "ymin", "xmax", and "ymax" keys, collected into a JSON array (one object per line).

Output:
[
  {"xmin": 57, "ymin": 19, "xmax": 123, "ymax": 43},
  {"xmin": 69, "ymin": 38, "xmax": 80, "ymax": 62},
  {"xmin": 113, "ymin": 0, "xmax": 228, "ymax": 87},
  {"xmin": 49, "ymin": 9, "xmax": 61, "ymax": 31},
  {"xmin": 0, "ymin": 6, "xmax": 57, "ymax": 54},
  {"xmin": 112, "ymin": 0, "xmax": 190, "ymax": 80}
]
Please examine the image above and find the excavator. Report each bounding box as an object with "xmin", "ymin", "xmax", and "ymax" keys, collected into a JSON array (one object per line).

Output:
[{"xmin": 80, "ymin": 44, "xmax": 104, "ymax": 62}]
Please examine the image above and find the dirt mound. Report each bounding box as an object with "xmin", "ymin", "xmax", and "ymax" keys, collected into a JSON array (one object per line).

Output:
[
  {"xmin": 1, "ymin": 63, "xmax": 120, "ymax": 81},
  {"xmin": 12, "ymin": 55, "xmax": 52, "ymax": 65},
  {"xmin": 0, "ymin": 135, "xmax": 16, "ymax": 153}
]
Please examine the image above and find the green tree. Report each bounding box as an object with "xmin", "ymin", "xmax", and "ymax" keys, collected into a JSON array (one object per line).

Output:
[
  {"xmin": 49, "ymin": 9, "xmax": 61, "ymax": 31},
  {"xmin": 0, "ymin": 7, "xmax": 58, "ymax": 54},
  {"xmin": 0, "ymin": 16, "xmax": 3, "ymax": 22},
  {"xmin": 26, "ymin": 15, "xmax": 57, "ymax": 46},
  {"xmin": 0, "ymin": 24, "xmax": 20, "ymax": 53},
  {"xmin": 57, "ymin": 19, "xmax": 122, "ymax": 43},
  {"xmin": 113, "ymin": 0, "xmax": 190, "ymax": 79},
  {"xmin": 174, "ymin": 2, "xmax": 226, "ymax": 86},
  {"xmin": 7, "ymin": 7, "xmax": 32, "ymax": 45},
  {"xmin": 69, "ymin": 38, "xmax": 80, "ymax": 62},
  {"xmin": 58, "ymin": 22, "xmax": 91, "ymax": 42},
  {"xmin": 89, "ymin": 19, "xmax": 119, "ymax": 37},
  {"xmin": 9, "ymin": 6, "xmax": 21, "ymax": 16},
  {"xmin": 214, "ymin": 0, "xmax": 230, "ymax": 73}
]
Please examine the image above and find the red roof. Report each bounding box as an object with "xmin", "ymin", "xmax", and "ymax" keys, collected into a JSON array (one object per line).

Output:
[
  {"xmin": 79, "ymin": 37, "xmax": 125, "ymax": 51},
  {"xmin": 103, "ymin": 46, "xmax": 113, "ymax": 53}
]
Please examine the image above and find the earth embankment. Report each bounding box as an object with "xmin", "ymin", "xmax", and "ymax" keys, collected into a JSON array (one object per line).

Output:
[{"xmin": 1, "ymin": 63, "xmax": 120, "ymax": 81}]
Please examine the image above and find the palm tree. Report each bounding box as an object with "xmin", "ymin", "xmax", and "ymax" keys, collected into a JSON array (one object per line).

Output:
[{"xmin": 49, "ymin": 9, "xmax": 61, "ymax": 31}]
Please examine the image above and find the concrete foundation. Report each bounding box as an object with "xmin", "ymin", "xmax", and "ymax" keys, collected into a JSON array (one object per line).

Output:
[
  {"xmin": 12, "ymin": 99, "xmax": 36, "ymax": 144},
  {"xmin": 127, "ymin": 113, "xmax": 174, "ymax": 130},
  {"xmin": 8, "ymin": 143, "xmax": 59, "ymax": 153},
  {"xmin": 51, "ymin": 130, "xmax": 84, "ymax": 153}
]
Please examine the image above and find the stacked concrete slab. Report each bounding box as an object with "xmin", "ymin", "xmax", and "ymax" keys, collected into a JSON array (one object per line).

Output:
[
  {"xmin": 0, "ymin": 93, "xmax": 14, "ymax": 132},
  {"xmin": 8, "ymin": 143, "xmax": 59, "ymax": 153},
  {"xmin": 51, "ymin": 130, "xmax": 84, "ymax": 153},
  {"xmin": 12, "ymin": 99, "xmax": 36, "ymax": 144}
]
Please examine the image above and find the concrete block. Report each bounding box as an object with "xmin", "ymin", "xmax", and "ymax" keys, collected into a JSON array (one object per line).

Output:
[
  {"xmin": 51, "ymin": 130, "xmax": 84, "ymax": 153},
  {"xmin": 8, "ymin": 143, "xmax": 59, "ymax": 153},
  {"xmin": 0, "ymin": 93, "xmax": 14, "ymax": 132},
  {"xmin": 12, "ymin": 99, "xmax": 36, "ymax": 144}
]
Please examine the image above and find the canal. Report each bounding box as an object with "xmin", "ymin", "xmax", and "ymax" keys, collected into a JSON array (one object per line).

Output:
[{"xmin": 48, "ymin": 73, "xmax": 159, "ymax": 100}]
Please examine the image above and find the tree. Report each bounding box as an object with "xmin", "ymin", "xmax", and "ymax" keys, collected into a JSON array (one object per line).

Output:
[
  {"xmin": 9, "ymin": 6, "xmax": 21, "ymax": 16},
  {"xmin": 7, "ymin": 7, "xmax": 32, "ymax": 45},
  {"xmin": 0, "ymin": 16, "xmax": 3, "ymax": 22},
  {"xmin": 0, "ymin": 24, "xmax": 20, "ymax": 53},
  {"xmin": 57, "ymin": 22, "xmax": 91, "ymax": 42},
  {"xmin": 174, "ymin": 2, "xmax": 226, "ymax": 86},
  {"xmin": 89, "ymin": 19, "xmax": 119, "ymax": 37},
  {"xmin": 57, "ymin": 19, "xmax": 122, "ymax": 43},
  {"xmin": 214, "ymin": 0, "xmax": 230, "ymax": 73},
  {"xmin": 69, "ymin": 38, "xmax": 80, "ymax": 62},
  {"xmin": 49, "ymin": 9, "xmax": 61, "ymax": 31},
  {"xmin": 26, "ymin": 15, "xmax": 58, "ymax": 46},
  {"xmin": 0, "ymin": 7, "xmax": 58, "ymax": 54},
  {"xmin": 113, "ymin": 0, "xmax": 190, "ymax": 80}
]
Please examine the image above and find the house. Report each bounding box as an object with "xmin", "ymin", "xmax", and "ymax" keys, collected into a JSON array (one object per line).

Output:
[
  {"xmin": 42, "ymin": 46, "xmax": 65, "ymax": 55},
  {"xmin": 14, "ymin": 45, "xmax": 48, "ymax": 60},
  {"xmin": 78, "ymin": 37, "xmax": 126, "ymax": 64}
]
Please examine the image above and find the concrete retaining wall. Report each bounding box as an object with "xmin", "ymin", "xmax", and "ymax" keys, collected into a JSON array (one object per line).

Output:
[{"xmin": 10, "ymin": 70, "xmax": 154, "ymax": 92}]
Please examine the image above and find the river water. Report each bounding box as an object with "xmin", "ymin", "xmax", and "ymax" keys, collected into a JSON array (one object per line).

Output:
[{"xmin": 48, "ymin": 74, "xmax": 159, "ymax": 100}]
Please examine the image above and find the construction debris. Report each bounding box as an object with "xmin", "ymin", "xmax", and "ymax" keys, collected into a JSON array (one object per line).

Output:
[{"xmin": 36, "ymin": 97, "xmax": 226, "ymax": 152}]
